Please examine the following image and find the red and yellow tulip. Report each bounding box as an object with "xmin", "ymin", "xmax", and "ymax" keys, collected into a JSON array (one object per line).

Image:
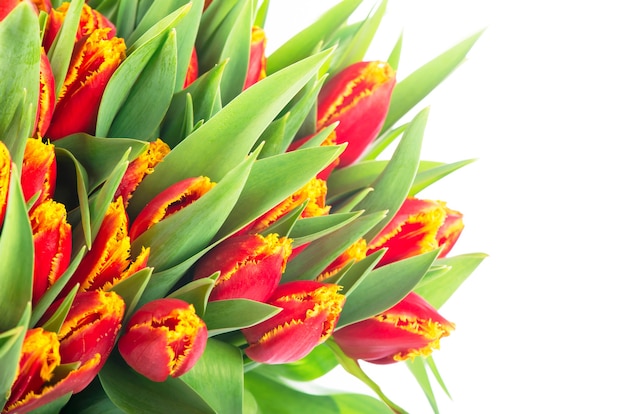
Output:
[
  {"xmin": 242, "ymin": 281, "xmax": 345, "ymax": 364},
  {"xmin": 118, "ymin": 298, "xmax": 208, "ymax": 382},
  {"xmin": 34, "ymin": 50, "xmax": 55, "ymax": 138},
  {"xmin": 194, "ymin": 233, "xmax": 292, "ymax": 302},
  {"xmin": 20, "ymin": 138, "xmax": 56, "ymax": 210},
  {"xmin": 332, "ymin": 292, "xmax": 454, "ymax": 364}
]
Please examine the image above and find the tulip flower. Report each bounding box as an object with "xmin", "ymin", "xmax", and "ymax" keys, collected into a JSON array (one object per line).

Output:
[
  {"xmin": 64, "ymin": 197, "xmax": 149, "ymax": 294},
  {"xmin": 118, "ymin": 298, "xmax": 208, "ymax": 382},
  {"xmin": 46, "ymin": 28, "xmax": 126, "ymax": 140},
  {"xmin": 0, "ymin": 0, "xmax": 48, "ymax": 21},
  {"xmin": 193, "ymin": 233, "xmax": 292, "ymax": 302},
  {"xmin": 5, "ymin": 291, "xmax": 124, "ymax": 413},
  {"xmin": 42, "ymin": 2, "xmax": 116, "ymax": 52},
  {"xmin": 129, "ymin": 176, "xmax": 215, "ymax": 241},
  {"xmin": 30, "ymin": 199, "xmax": 71, "ymax": 305},
  {"xmin": 21, "ymin": 138, "xmax": 56, "ymax": 209},
  {"xmin": 368, "ymin": 198, "xmax": 464, "ymax": 267},
  {"xmin": 0, "ymin": 141, "xmax": 10, "ymax": 226},
  {"xmin": 243, "ymin": 26, "xmax": 267, "ymax": 90},
  {"xmin": 245, "ymin": 177, "xmax": 330, "ymax": 234},
  {"xmin": 34, "ymin": 50, "xmax": 55, "ymax": 138},
  {"xmin": 316, "ymin": 61, "xmax": 396, "ymax": 167},
  {"xmin": 115, "ymin": 138, "xmax": 170, "ymax": 207},
  {"xmin": 316, "ymin": 238, "xmax": 367, "ymax": 282},
  {"xmin": 332, "ymin": 292, "xmax": 454, "ymax": 364},
  {"xmin": 242, "ymin": 280, "xmax": 345, "ymax": 364}
]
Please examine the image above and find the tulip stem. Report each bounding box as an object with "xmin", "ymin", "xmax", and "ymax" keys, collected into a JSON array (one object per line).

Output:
[{"xmin": 326, "ymin": 339, "xmax": 409, "ymax": 414}]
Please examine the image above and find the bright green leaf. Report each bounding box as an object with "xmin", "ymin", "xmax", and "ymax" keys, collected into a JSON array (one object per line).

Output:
[
  {"xmin": 48, "ymin": 0, "xmax": 85, "ymax": 97},
  {"xmin": 406, "ymin": 357, "xmax": 439, "ymax": 414},
  {"xmin": 0, "ymin": 307, "xmax": 29, "ymax": 408},
  {"xmin": 253, "ymin": 343, "xmax": 339, "ymax": 382},
  {"xmin": 110, "ymin": 267, "xmax": 153, "ymax": 324},
  {"xmin": 167, "ymin": 276, "xmax": 216, "ymax": 318},
  {"xmin": 204, "ymin": 299, "xmax": 281, "ymax": 336}
]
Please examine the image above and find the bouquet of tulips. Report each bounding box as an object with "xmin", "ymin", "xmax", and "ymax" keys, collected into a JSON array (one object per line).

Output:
[{"xmin": 0, "ymin": 0, "xmax": 486, "ymax": 412}]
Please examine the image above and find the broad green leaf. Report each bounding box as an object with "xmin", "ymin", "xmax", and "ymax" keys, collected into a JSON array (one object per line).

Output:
[
  {"xmin": 266, "ymin": 0, "xmax": 362, "ymax": 74},
  {"xmin": 218, "ymin": 0, "xmax": 253, "ymax": 103},
  {"xmin": 382, "ymin": 30, "xmax": 484, "ymax": 134},
  {"xmin": 59, "ymin": 378, "xmax": 124, "ymax": 414},
  {"xmin": 110, "ymin": 267, "xmax": 153, "ymax": 324},
  {"xmin": 409, "ymin": 159, "xmax": 476, "ymax": 196},
  {"xmin": 335, "ymin": 249, "xmax": 385, "ymax": 295},
  {"xmin": 406, "ymin": 357, "xmax": 439, "ymax": 414},
  {"xmin": 331, "ymin": 394, "xmax": 393, "ymax": 414},
  {"xmin": 99, "ymin": 351, "xmax": 217, "ymax": 414},
  {"xmin": 40, "ymin": 284, "xmax": 78, "ymax": 333},
  {"xmin": 195, "ymin": 0, "xmax": 239, "ymax": 72},
  {"xmin": 215, "ymin": 145, "xmax": 344, "ymax": 240},
  {"xmin": 327, "ymin": 160, "xmax": 387, "ymax": 201},
  {"xmin": 415, "ymin": 253, "xmax": 487, "ymax": 309},
  {"xmin": 330, "ymin": 188, "xmax": 373, "ymax": 214},
  {"xmin": 253, "ymin": 343, "xmax": 339, "ymax": 382},
  {"xmin": 0, "ymin": 170, "xmax": 33, "ymax": 331},
  {"xmin": 356, "ymin": 107, "xmax": 428, "ymax": 241},
  {"xmin": 128, "ymin": 49, "xmax": 334, "ymax": 215},
  {"xmin": 337, "ymin": 249, "xmax": 439, "ymax": 328},
  {"xmin": 204, "ymin": 299, "xmax": 281, "ymax": 336},
  {"xmin": 131, "ymin": 150, "xmax": 256, "ymax": 271},
  {"xmin": 181, "ymin": 340, "xmax": 243, "ymax": 414},
  {"xmin": 54, "ymin": 134, "xmax": 148, "ymax": 191},
  {"xmin": 0, "ymin": 3, "xmax": 39, "ymax": 145},
  {"xmin": 255, "ymin": 114, "xmax": 288, "ymax": 159},
  {"xmin": 48, "ymin": 0, "xmax": 84, "ymax": 97},
  {"xmin": 114, "ymin": 0, "xmax": 139, "ymax": 39},
  {"xmin": 289, "ymin": 211, "xmax": 363, "ymax": 247},
  {"xmin": 282, "ymin": 212, "xmax": 385, "ymax": 282},
  {"xmin": 167, "ymin": 276, "xmax": 216, "ymax": 318},
  {"xmin": 2, "ymin": 90, "xmax": 34, "ymax": 169},
  {"xmin": 0, "ymin": 307, "xmax": 29, "ymax": 408},
  {"xmin": 108, "ymin": 30, "xmax": 178, "ymax": 140},
  {"xmin": 126, "ymin": 2, "xmax": 191, "ymax": 53}
]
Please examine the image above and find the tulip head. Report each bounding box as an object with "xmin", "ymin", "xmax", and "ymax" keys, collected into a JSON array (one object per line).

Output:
[
  {"xmin": 21, "ymin": 138, "xmax": 56, "ymax": 210},
  {"xmin": 317, "ymin": 61, "xmax": 395, "ymax": 167},
  {"xmin": 242, "ymin": 281, "xmax": 345, "ymax": 364},
  {"xmin": 194, "ymin": 233, "xmax": 292, "ymax": 302},
  {"xmin": 30, "ymin": 199, "xmax": 71, "ymax": 305},
  {"xmin": 368, "ymin": 198, "xmax": 464, "ymax": 267},
  {"xmin": 333, "ymin": 292, "xmax": 454, "ymax": 364},
  {"xmin": 46, "ymin": 28, "xmax": 126, "ymax": 140},
  {"xmin": 129, "ymin": 176, "xmax": 215, "ymax": 241},
  {"xmin": 118, "ymin": 298, "xmax": 208, "ymax": 382},
  {"xmin": 243, "ymin": 26, "xmax": 267, "ymax": 90}
]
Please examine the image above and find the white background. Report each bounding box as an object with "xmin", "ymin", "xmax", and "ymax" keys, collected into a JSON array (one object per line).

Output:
[{"xmin": 265, "ymin": 1, "xmax": 626, "ymax": 413}]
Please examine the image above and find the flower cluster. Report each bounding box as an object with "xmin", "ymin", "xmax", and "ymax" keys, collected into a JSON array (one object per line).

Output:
[{"xmin": 0, "ymin": 1, "xmax": 484, "ymax": 413}]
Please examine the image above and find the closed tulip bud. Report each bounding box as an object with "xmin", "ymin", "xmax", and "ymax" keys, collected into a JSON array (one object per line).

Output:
[
  {"xmin": 194, "ymin": 233, "xmax": 292, "ymax": 302},
  {"xmin": 317, "ymin": 61, "xmax": 395, "ymax": 167},
  {"xmin": 242, "ymin": 281, "xmax": 345, "ymax": 364},
  {"xmin": 21, "ymin": 138, "xmax": 56, "ymax": 209},
  {"xmin": 333, "ymin": 292, "xmax": 454, "ymax": 364},
  {"xmin": 35, "ymin": 49, "xmax": 55, "ymax": 138},
  {"xmin": 129, "ymin": 176, "xmax": 215, "ymax": 241},
  {"xmin": 115, "ymin": 138, "xmax": 170, "ymax": 207},
  {"xmin": 368, "ymin": 198, "xmax": 464, "ymax": 267},
  {"xmin": 243, "ymin": 26, "xmax": 267, "ymax": 90},
  {"xmin": 46, "ymin": 28, "xmax": 125, "ymax": 140},
  {"xmin": 118, "ymin": 298, "xmax": 208, "ymax": 382},
  {"xmin": 30, "ymin": 199, "xmax": 71, "ymax": 305},
  {"xmin": 5, "ymin": 291, "xmax": 124, "ymax": 413},
  {"xmin": 64, "ymin": 197, "xmax": 150, "ymax": 294},
  {"xmin": 0, "ymin": 141, "xmax": 10, "ymax": 226}
]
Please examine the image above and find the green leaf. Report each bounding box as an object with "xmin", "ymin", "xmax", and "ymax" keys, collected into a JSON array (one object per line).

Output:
[
  {"xmin": 131, "ymin": 149, "xmax": 256, "ymax": 271},
  {"xmin": 114, "ymin": 0, "xmax": 139, "ymax": 39},
  {"xmin": 266, "ymin": 0, "xmax": 362, "ymax": 74},
  {"xmin": 0, "ymin": 169, "xmax": 33, "ymax": 331},
  {"xmin": 48, "ymin": 0, "xmax": 85, "ymax": 97},
  {"xmin": 126, "ymin": 2, "xmax": 191, "ymax": 53},
  {"xmin": 335, "ymin": 249, "xmax": 385, "ymax": 295},
  {"xmin": 195, "ymin": 0, "xmax": 239, "ymax": 72},
  {"xmin": 255, "ymin": 114, "xmax": 288, "ymax": 159},
  {"xmin": 361, "ymin": 123, "xmax": 407, "ymax": 161},
  {"xmin": 60, "ymin": 378, "xmax": 124, "ymax": 414},
  {"xmin": 0, "ymin": 307, "xmax": 29, "ymax": 409},
  {"xmin": 382, "ymin": 30, "xmax": 484, "ymax": 134},
  {"xmin": 128, "ymin": 48, "xmax": 333, "ymax": 215},
  {"xmin": 282, "ymin": 212, "xmax": 385, "ymax": 282},
  {"xmin": 357, "ymin": 107, "xmax": 428, "ymax": 241},
  {"xmin": 107, "ymin": 29, "xmax": 178, "ymax": 140},
  {"xmin": 0, "ymin": 3, "xmax": 39, "ymax": 146},
  {"xmin": 327, "ymin": 160, "xmax": 387, "ymax": 201},
  {"xmin": 109, "ymin": 267, "xmax": 153, "ymax": 324},
  {"xmin": 406, "ymin": 357, "xmax": 439, "ymax": 414},
  {"xmin": 426, "ymin": 356, "xmax": 452, "ymax": 399},
  {"xmin": 99, "ymin": 351, "xmax": 217, "ymax": 414},
  {"xmin": 337, "ymin": 249, "xmax": 439, "ymax": 328},
  {"xmin": 289, "ymin": 211, "xmax": 363, "ymax": 248},
  {"xmin": 415, "ymin": 253, "xmax": 487, "ymax": 309},
  {"xmin": 252, "ymin": 343, "xmax": 339, "ymax": 382},
  {"xmin": 259, "ymin": 202, "xmax": 307, "ymax": 239},
  {"xmin": 331, "ymin": 393, "xmax": 394, "ymax": 414},
  {"xmin": 409, "ymin": 159, "xmax": 476, "ymax": 196},
  {"xmin": 54, "ymin": 134, "xmax": 148, "ymax": 191},
  {"xmin": 167, "ymin": 276, "xmax": 216, "ymax": 318},
  {"xmin": 387, "ymin": 32, "xmax": 403, "ymax": 71},
  {"xmin": 204, "ymin": 299, "xmax": 281, "ymax": 336},
  {"xmin": 40, "ymin": 284, "xmax": 78, "ymax": 333},
  {"xmin": 180, "ymin": 340, "xmax": 244, "ymax": 414}
]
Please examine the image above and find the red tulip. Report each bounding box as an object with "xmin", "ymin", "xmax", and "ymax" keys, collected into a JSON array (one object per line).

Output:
[
  {"xmin": 34, "ymin": 49, "xmax": 55, "ymax": 138},
  {"xmin": 193, "ymin": 233, "xmax": 292, "ymax": 302},
  {"xmin": 316, "ymin": 61, "xmax": 395, "ymax": 167},
  {"xmin": 64, "ymin": 197, "xmax": 150, "ymax": 294},
  {"xmin": 333, "ymin": 292, "xmax": 454, "ymax": 364},
  {"xmin": 46, "ymin": 28, "xmax": 126, "ymax": 140},
  {"xmin": 118, "ymin": 298, "xmax": 208, "ymax": 382},
  {"xmin": 20, "ymin": 138, "xmax": 56, "ymax": 210},
  {"xmin": 368, "ymin": 198, "xmax": 464, "ymax": 267},
  {"xmin": 0, "ymin": 141, "xmax": 10, "ymax": 226},
  {"xmin": 243, "ymin": 26, "xmax": 267, "ymax": 90},
  {"xmin": 5, "ymin": 291, "xmax": 124, "ymax": 413},
  {"xmin": 115, "ymin": 138, "xmax": 170, "ymax": 207},
  {"xmin": 30, "ymin": 199, "xmax": 71, "ymax": 305},
  {"xmin": 242, "ymin": 280, "xmax": 345, "ymax": 364},
  {"xmin": 129, "ymin": 176, "xmax": 215, "ymax": 241}
]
